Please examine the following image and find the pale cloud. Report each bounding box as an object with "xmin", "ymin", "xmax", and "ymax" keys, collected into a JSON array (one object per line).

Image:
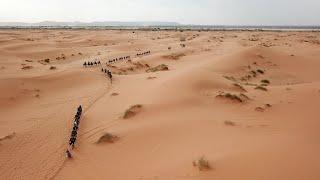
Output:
[{"xmin": 0, "ymin": 0, "xmax": 319, "ymax": 25}]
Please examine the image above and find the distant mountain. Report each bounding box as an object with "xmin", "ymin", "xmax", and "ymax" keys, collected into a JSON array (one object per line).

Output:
[{"xmin": 0, "ymin": 21, "xmax": 181, "ymax": 27}]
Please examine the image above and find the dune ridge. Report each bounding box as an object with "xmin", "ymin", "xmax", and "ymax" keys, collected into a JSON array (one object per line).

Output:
[{"xmin": 1, "ymin": 30, "xmax": 320, "ymax": 180}]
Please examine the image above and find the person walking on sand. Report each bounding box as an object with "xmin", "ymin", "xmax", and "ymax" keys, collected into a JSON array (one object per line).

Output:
[{"xmin": 66, "ymin": 149, "xmax": 72, "ymax": 158}]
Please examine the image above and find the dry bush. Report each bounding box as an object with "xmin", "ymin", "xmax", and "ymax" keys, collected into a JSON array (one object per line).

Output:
[
  {"xmin": 255, "ymin": 107, "xmax": 265, "ymax": 112},
  {"xmin": 146, "ymin": 64, "xmax": 169, "ymax": 73},
  {"xmin": 257, "ymin": 69, "xmax": 265, "ymax": 74},
  {"xmin": 223, "ymin": 75, "xmax": 237, "ymax": 82},
  {"xmin": 21, "ymin": 65, "xmax": 33, "ymax": 70},
  {"xmin": 261, "ymin": 79, "xmax": 270, "ymax": 84},
  {"xmin": 193, "ymin": 156, "xmax": 211, "ymax": 171},
  {"xmin": 162, "ymin": 53, "xmax": 185, "ymax": 60},
  {"xmin": 216, "ymin": 93, "xmax": 245, "ymax": 103},
  {"xmin": 233, "ymin": 83, "xmax": 247, "ymax": 92},
  {"xmin": 96, "ymin": 133, "xmax": 119, "ymax": 144},
  {"xmin": 255, "ymin": 86, "xmax": 268, "ymax": 91},
  {"xmin": 224, "ymin": 120, "xmax": 236, "ymax": 126},
  {"xmin": 123, "ymin": 104, "xmax": 143, "ymax": 119},
  {"xmin": 49, "ymin": 66, "xmax": 57, "ymax": 70},
  {"xmin": 147, "ymin": 76, "xmax": 157, "ymax": 80}
]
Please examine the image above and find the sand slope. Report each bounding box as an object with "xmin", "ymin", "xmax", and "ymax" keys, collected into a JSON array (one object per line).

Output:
[{"xmin": 1, "ymin": 30, "xmax": 320, "ymax": 180}]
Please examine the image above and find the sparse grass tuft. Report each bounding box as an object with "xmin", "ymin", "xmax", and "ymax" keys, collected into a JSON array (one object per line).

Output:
[
  {"xmin": 255, "ymin": 86, "xmax": 268, "ymax": 91},
  {"xmin": 223, "ymin": 75, "xmax": 237, "ymax": 82},
  {"xmin": 123, "ymin": 104, "xmax": 143, "ymax": 119},
  {"xmin": 162, "ymin": 53, "xmax": 185, "ymax": 60},
  {"xmin": 257, "ymin": 69, "xmax": 265, "ymax": 74},
  {"xmin": 233, "ymin": 83, "xmax": 247, "ymax": 92},
  {"xmin": 216, "ymin": 92, "xmax": 250, "ymax": 103},
  {"xmin": 261, "ymin": 79, "xmax": 270, "ymax": 84},
  {"xmin": 96, "ymin": 133, "xmax": 119, "ymax": 144},
  {"xmin": 224, "ymin": 120, "xmax": 236, "ymax": 126},
  {"xmin": 146, "ymin": 64, "xmax": 169, "ymax": 73},
  {"xmin": 193, "ymin": 156, "xmax": 211, "ymax": 171},
  {"xmin": 49, "ymin": 66, "xmax": 57, "ymax": 70}
]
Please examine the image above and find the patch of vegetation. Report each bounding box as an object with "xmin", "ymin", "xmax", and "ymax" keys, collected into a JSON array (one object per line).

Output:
[
  {"xmin": 146, "ymin": 64, "xmax": 169, "ymax": 73},
  {"xmin": 255, "ymin": 107, "xmax": 265, "ymax": 112},
  {"xmin": 96, "ymin": 133, "xmax": 119, "ymax": 144},
  {"xmin": 223, "ymin": 75, "xmax": 237, "ymax": 82},
  {"xmin": 255, "ymin": 86, "xmax": 268, "ymax": 91},
  {"xmin": 257, "ymin": 69, "xmax": 265, "ymax": 74},
  {"xmin": 49, "ymin": 66, "xmax": 57, "ymax": 70},
  {"xmin": 216, "ymin": 92, "xmax": 250, "ymax": 103},
  {"xmin": 261, "ymin": 79, "xmax": 270, "ymax": 84},
  {"xmin": 217, "ymin": 93, "xmax": 241, "ymax": 103},
  {"xmin": 162, "ymin": 53, "xmax": 185, "ymax": 60},
  {"xmin": 233, "ymin": 83, "xmax": 247, "ymax": 92},
  {"xmin": 21, "ymin": 65, "xmax": 33, "ymax": 70},
  {"xmin": 193, "ymin": 156, "xmax": 211, "ymax": 171},
  {"xmin": 123, "ymin": 104, "xmax": 143, "ymax": 119},
  {"xmin": 224, "ymin": 120, "xmax": 236, "ymax": 126}
]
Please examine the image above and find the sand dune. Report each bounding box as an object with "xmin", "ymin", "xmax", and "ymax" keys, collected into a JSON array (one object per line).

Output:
[{"xmin": 1, "ymin": 29, "xmax": 320, "ymax": 180}]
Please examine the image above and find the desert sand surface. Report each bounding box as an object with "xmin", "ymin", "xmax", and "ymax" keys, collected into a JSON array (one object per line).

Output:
[{"xmin": 1, "ymin": 29, "xmax": 320, "ymax": 180}]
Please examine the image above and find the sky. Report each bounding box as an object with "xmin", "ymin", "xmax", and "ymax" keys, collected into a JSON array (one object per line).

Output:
[{"xmin": 0, "ymin": 0, "xmax": 319, "ymax": 25}]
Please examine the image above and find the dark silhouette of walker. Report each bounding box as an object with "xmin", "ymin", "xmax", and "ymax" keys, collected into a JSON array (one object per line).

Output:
[
  {"xmin": 66, "ymin": 105, "xmax": 82, "ymax": 158},
  {"xmin": 101, "ymin": 68, "xmax": 113, "ymax": 83}
]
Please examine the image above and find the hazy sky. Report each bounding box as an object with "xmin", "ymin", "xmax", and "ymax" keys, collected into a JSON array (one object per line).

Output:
[{"xmin": 1, "ymin": 0, "xmax": 319, "ymax": 25}]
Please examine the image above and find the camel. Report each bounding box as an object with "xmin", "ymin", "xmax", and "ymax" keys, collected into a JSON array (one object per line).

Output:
[{"xmin": 66, "ymin": 150, "xmax": 72, "ymax": 158}]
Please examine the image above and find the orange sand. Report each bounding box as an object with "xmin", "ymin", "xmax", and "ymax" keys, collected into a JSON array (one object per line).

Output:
[{"xmin": 1, "ymin": 29, "xmax": 320, "ymax": 180}]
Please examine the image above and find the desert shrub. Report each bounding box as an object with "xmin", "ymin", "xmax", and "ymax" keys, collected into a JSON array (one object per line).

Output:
[
  {"xmin": 255, "ymin": 86, "xmax": 268, "ymax": 91},
  {"xmin": 123, "ymin": 104, "xmax": 143, "ymax": 119},
  {"xmin": 162, "ymin": 53, "xmax": 185, "ymax": 60},
  {"xmin": 233, "ymin": 83, "xmax": 247, "ymax": 92},
  {"xmin": 96, "ymin": 133, "xmax": 119, "ymax": 144},
  {"xmin": 257, "ymin": 69, "xmax": 264, "ymax": 74},
  {"xmin": 194, "ymin": 156, "xmax": 211, "ymax": 171},
  {"xmin": 224, "ymin": 120, "xmax": 236, "ymax": 126},
  {"xmin": 146, "ymin": 64, "xmax": 169, "ymax": 73},
  {"xmin": 261, "ymin": 79, "xmax": 270, "ymax": 84},
  {"xmin": 223, "ymin": 75, "xmax": 237, "ymax": 82},
  {"xmin": 216, "ymin": 92, "xmax": 250, "ymax": 103}
]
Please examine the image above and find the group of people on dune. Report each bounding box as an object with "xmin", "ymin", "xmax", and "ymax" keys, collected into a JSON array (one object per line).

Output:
[
  {"xmin": 137, "ymin": 51, "xmax": 151, "ymax": 56},
  {"xmin": 66, "ymin": 105, "xmax": 82, "ymax": 158},
  {"xmin": 108, "ymin": 55, "xmax": 131, "ymax": 64},
  {"xmin": 101, "ymin": 68, "xmax": 113, "ymax": 83},
  {"xmin": 83, "ymin": 61, "xmax": 101, "ymax": 67}
]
